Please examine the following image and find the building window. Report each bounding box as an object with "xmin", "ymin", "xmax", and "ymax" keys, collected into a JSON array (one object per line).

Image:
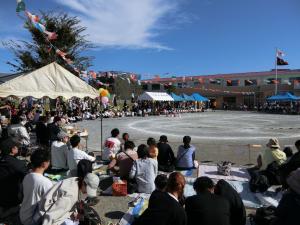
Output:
[
  {"xmin": 151, "ymin": 84, "xmax": 160, "ymax": 91},
  {"xmin": 142, "ymin": 84, "xmax": 148, "ymax": 90},
  {"xmin": 289, "ymin": 77, "xmax": 300, "ymax": 85},
  {"xmin": 226, "ymin": 80, "xmax": 239, "ymax": 86},
  {"xmin": 194, "ymin": 81, "xmax": 200, "ymax": 87},
  {"xmin": 209, "ymin": 79, "xmax": 221, "ymax": 85},
  {"xmin": 266, "ymin": 78, "xmax": 281, "ymax": 84},
  {"xmin": 244, "ymin": 79, "xmax": 257, "ymax": 86}
]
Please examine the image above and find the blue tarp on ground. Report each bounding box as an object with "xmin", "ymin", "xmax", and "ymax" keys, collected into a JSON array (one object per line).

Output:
[
  {"xmin": 170, "ymin": 92, "xmax": 184, "ymax": 101},
  {"xmin": 181, "ymin": 93, "xmax": 195, "ymax": 101},
  {"xmin": 192, "ymin": 93, "xmax": 209, "ymax": 102},
  {"xmin": 267, "ymin": 92, "xmax": 300, "ymax": 102}
]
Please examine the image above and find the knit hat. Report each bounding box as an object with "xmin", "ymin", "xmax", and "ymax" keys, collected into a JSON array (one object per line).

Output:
[
  {"xmin": 266, "ymin": 138, "xmax": 280, "ymax": 148},
  {"xmin": 287, "ymin": 168, "xmax": 300, "ymax": 195},
  {"xmin": 84, "ymin": 173, "xmax": 99, "ymax": 197},
  {"xmin": 57, "ymin": 131, "xmax": 69, "ymax": 140}
]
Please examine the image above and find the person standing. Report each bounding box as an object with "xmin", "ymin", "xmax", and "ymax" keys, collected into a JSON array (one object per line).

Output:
[
  {"xmin": 157, "ymin": 135, "xmax": 176, "ymax": 172},
  {"xmin": 20, "ymin": 149, "xmax": 53, "ymax": 225}
]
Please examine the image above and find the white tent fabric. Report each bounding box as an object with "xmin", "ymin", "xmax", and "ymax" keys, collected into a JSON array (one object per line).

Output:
[
  {"xmin": 0, "ymin": 62, "xmax": 99, "ymax": 99},
  {"xmin": 137, "ymin": 92, "xmax": 174, "ymax": 101}
]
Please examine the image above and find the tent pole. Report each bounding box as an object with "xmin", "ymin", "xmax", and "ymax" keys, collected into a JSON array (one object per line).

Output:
[
  {"xmin": 275, "ymin": 47, "xmax": 278, "ymax": 95},
  {"xmin": 100, "ymin": 98, "xmax": 103, "ymax": 159}
]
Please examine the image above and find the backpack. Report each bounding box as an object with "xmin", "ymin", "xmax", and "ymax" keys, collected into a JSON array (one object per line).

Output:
[
  {"xmin": 217, "ymin": 161, "xmax": 232, "ymax": 176},
  {"xmin": 249, "ymin": 173, "xmax": 270, "ymax": 193},
  {"xmin": 251, "ymin": 206, "xmax": 277, "ymax": 225},
  {"xmin": 265, "ymin": 161, "xmax": 281, "ymax": 185}
]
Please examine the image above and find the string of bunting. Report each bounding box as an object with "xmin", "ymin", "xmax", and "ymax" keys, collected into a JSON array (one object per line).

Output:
[
  {"xmin": 16, "ymin": 0, "xmax": 142, "ymax": 87},
  {"xmin": 16, "ymin": 0, "xmax": 75, "ymax": 68}
]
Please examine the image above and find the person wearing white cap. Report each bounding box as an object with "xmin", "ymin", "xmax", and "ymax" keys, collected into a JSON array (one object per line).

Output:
[
  {"xmin": 259, "ymin": 138, "xmax": 286, "ymax": 170},
  {"xmin": 51, "ymin": 131, "xmax": 70, "ymax": 172},
  {"xmin": 34, "ymin": 173, "xmax": 100, "ymax": 225}
]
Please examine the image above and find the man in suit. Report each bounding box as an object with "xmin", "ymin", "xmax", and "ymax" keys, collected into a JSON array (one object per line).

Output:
[
  {"xmin": 133, "ymin": 172, "xmax": 187, "ymax": 225},
  {"xmin": 185, "ymin": 176, "xmax": 231, "ymax": 225}
]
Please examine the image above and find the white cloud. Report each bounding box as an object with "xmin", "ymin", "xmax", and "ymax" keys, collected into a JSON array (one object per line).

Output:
[{"xmin": 55, "ymin": 0, "xmax": 179, "ymax": 50}]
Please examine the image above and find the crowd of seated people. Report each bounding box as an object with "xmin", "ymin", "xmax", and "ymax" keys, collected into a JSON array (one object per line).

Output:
[
  {"xmin": 260, "ymin": 102, "xmax": 300, "ymax": 114},
  {"xmin": 1, "ymin": 120, "xmax": 300, "ymax": 225}
]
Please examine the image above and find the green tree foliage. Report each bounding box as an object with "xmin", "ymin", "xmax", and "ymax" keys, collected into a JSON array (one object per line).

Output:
[
  {"xmin": 165, "ymin": 84, "xmax": 176, "ymax": 94},
  {"xmin": 4, "ymin": 12, "xmax": 93, "ymax": 74}
]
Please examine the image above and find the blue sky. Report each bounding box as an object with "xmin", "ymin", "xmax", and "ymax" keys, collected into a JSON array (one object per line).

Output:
[{"xmin": 0, "ymin": 0, "xmax": 299, "ymax": 78}]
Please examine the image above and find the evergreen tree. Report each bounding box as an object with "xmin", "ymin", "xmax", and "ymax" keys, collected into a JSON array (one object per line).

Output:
[{"xmin": 4, "ymin": 12, "xmax": 93, "ymax": 74}]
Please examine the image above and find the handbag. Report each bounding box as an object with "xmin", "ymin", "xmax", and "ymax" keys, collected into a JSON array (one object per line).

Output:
[
  {"xmin": 32, "ymin": 181, "xmax": 64, "ymax": 225},
  {"xmin": 217, "ymin": 161, "xmax": 232, "ymax": 176}
]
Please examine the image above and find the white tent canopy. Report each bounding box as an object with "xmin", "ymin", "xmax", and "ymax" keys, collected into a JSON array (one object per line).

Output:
[
  {"xmin": 0, "ymin": 62, "xmax": 99, "ymax": 99},
  {"xmin": 138, "ymin": 92, "xmax": 174, "ymax": 101}
]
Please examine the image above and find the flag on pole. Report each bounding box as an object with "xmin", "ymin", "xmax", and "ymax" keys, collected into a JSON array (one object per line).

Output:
[
  {"xmin": 276, "ymin": 49, "xmax": 288, "ymax": 66},
  {"xmin": 276, "ymin": 49, "xmax": 285, "ymax": 57},
  {"xmin": 277, "ymin": 57, "xmax": 288, "ymax": 66},
  {"xmin": 16, "ymin": 0, "xmax": 26, "ymax": 13}
]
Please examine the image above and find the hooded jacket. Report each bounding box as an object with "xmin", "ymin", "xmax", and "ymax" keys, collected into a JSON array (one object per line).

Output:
[{"xmin": 36, "ymin": 177, "xmax": 80, "ymax": 225}]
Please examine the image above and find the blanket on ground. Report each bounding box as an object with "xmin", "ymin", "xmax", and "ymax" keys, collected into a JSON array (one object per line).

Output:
[{"xmin": 198, "ymin": 164, "xmax": 250, "ymax": 182}]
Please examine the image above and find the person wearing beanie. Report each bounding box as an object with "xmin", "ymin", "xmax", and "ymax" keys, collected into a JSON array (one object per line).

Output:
[
  {"xmin": 51, "ymin": 131, "xmax": 70, "ymax": 172},
  {"xmin": 273, "ymin": 168, "xmax": 300, "ymax": 225}
]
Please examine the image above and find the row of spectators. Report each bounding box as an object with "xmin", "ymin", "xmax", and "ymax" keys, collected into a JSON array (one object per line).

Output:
[{"xmin": 1, "ymin": 123, "xmax": 300, "ymax": 225}]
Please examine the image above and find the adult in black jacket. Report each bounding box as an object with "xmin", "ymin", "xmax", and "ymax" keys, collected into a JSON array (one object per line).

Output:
[
  {"xmin": 157, "ymin": 135, "xmax": 176, "ymax": 172},
  {"xmin": 273, "ymin": 168, "xmax": 300, "ymax": 225},
  {"xmin": 215, "ymin": 179, "xmax": 246, "ymax": 225},
  {"xmin": 133, "ymin": 172, "xmax": 187, "ymax": 225},
  {"xmin": 185, "ymin": 177, "xmax": 231, "ymax": 225},
  {"xmin": 0, "ymin": 139, "xmax": 28, "ymax": 209},
  {"xmin": 148, "ymin": 174, "xmax": 168, "ymax": 209},
  {"xmin": 279, "ymin": 140, "xmax": 300, "ymax": 188},
  {"xmin": 47, "ymin": 116, "xmax": 61, "ymax": 143},
  {"xmin": 35, "ymin": 116, "xmax": 50, "ymax": 146}
]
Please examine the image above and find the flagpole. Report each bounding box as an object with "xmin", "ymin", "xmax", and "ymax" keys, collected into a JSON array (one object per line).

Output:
[{"xmin": 275, "ymin": 47, "xmax": 278, "ymax": 95}]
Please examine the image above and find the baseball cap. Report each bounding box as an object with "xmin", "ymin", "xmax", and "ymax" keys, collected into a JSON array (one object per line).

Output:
[{"xmin": 84, "ymin": 173, "xmax": 99, "ymax": 197}]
